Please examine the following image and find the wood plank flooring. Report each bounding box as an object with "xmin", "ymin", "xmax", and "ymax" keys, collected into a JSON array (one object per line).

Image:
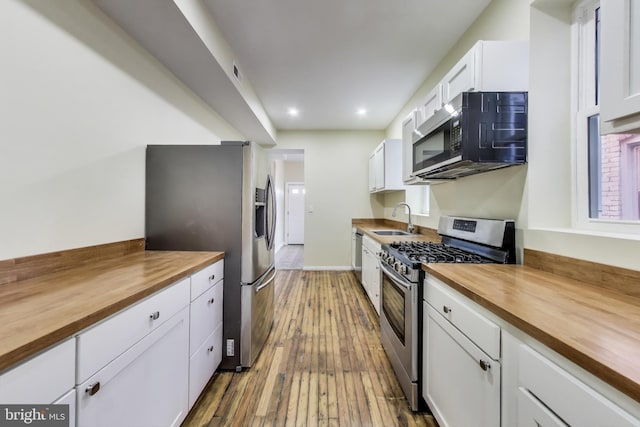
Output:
[{"xmin": 182, "ymin": 270, "xmax": 437, "ymax": 427}]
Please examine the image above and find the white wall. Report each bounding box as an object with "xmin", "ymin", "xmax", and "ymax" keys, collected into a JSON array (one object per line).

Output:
[
  {"xmin": 284, "ymin": 161, "xmax": 304, "ymax": 183},
  {"xmin": 0, "ymin": 0, "xmax": 242, "ymax": 260},
  {"xmin": 275, "ymin": 130, "xmax": 385, "ymax": 268}
]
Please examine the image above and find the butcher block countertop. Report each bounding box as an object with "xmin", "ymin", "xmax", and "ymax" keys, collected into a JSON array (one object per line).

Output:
[
  {"xmin": 0, "ymin": 247, "xmax": 223, "ymax": 373},
  {"xmin": 424, "ymin": 262, "xmax": 640, "ymax": 403}
]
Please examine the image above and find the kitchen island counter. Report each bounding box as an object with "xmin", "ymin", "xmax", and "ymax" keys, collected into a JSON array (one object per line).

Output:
[
  {"xmin": 0, "ymin": 244, "xmax": 223, "ymax": 373},
  {"xmin": 423, "ymin": 261, "xmax": 640, "ymax": 404}
]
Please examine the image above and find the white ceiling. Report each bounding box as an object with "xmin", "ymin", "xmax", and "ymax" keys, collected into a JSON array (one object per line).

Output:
[{"xmin": 202, "ymin": 0, "xmax": 491, "ymax": 131}]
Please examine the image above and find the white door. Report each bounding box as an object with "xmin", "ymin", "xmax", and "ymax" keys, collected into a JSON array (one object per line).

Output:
[{"xmin": 286, "ymin": 183, "xmax": 304, "ymax": 244}]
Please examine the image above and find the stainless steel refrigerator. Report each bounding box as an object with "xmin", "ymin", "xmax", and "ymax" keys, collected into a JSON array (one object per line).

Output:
[{"xmin": 145, "ymin": 141, "xmax": 276, "ymax": 370}]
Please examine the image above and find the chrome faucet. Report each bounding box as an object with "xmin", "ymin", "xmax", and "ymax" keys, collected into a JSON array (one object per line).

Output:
[{"xmin": 392, "ymin": 202, "xmax": 415, "ymax": 234}]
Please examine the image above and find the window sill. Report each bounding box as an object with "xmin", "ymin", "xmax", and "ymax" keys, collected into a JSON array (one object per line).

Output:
[{"xmin": 527, "ymin": 226, "xmax": 640, "ymax": 242}]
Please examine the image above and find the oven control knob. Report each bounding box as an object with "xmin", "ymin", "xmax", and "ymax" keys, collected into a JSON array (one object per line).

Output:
[
  {"xmin": 399, "ymin": 265, "xmax": 407, "ymax": 274},
  {"xmin": 388, "ymin": 256, "xmax": 395, "ymax": 264}
]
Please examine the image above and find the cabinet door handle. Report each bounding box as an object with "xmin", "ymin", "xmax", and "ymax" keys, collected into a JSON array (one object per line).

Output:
[
  {"xmin": 208, "ymin": 346, "xmax": 214, "ymax": 353},
  {"xmin": 149, "ymin": 311, "xmax": 160, "ymax": 320},
  {"xmin": 86, "ymin": 382, "xmax": 101, "ymax": 396},
  {"xmin": 479, "ymin": 359, "xmax": 491, "ymax": 371},
  {"xmin": 443, "ymin": 305, "xmax": 452, "ymax": 314},
  {"xmin": 209, "ymin": 274, "xmax": 216, "ymax": 282},
  {"xmin": 208, "ymin": 298, "xmax": 215, "ymax": 304}
]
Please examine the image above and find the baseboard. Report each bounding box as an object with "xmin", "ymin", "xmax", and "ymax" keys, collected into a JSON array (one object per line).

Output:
[{"xmin": 302, "ymin": 266, "xmax": 353, "ymax": 271}]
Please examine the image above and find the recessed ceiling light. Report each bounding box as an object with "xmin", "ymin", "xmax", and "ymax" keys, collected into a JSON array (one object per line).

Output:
[
  {"xmin": 287, "ymin": 107, "xmax": 299, "ymax": 117},
  {"xmin": 356, "ymin": 108, "xmax": 367, "ymax": 116}
]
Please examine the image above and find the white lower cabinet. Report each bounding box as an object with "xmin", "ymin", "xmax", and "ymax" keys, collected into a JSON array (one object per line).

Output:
[
  {"xmin": 517, "ymin": 386, "xmax": 568, "ymax": 427},
  {"xmin": 55, "ymin": 389, "xmax": 77, "ymax": 427},
  {"xmin": 361, "ymin": 235, "xmax": 381, "ymax": 314},
  {"xmin": 423, "ymin": 303, "xmax": 500, "ymax": 427},
  {"xmin": 188, "ymin": 261, "xmax": 224, "ymax": 408},
  {"xmin": 0, "ymin": 338, "xmax": 76, "ymax": 426},
  {"xmin": 515, "ymin": 341, "xmax": 640, "ymax": 427},
  {"xmin": 0, "ymin": 338, "xmax": 75, "ymax": 404},
  {"xmin": 423, "ymin": 277, "xmax": 640, "ymax": 427},
  {"xmin": 189, "ymin": 323, "xmax": 223, "ymax": 406},
  {"xmin": 76, "ymin": 307, "xmax": 190, "ymax": 427}
]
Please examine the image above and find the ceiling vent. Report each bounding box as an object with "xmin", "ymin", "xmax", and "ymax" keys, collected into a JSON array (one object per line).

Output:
[{"xmin": 232, "ymin": 62, "xmax": 242, "ymax": 85}]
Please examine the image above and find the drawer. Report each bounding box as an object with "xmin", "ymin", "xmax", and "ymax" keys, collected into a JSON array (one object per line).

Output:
[
  {"xmin": 517, "ymin": 386, "xmax": 568, "ymax": 427},
  {"xmin": 189, "ymin": 280, "xmax": 223, "ymax": 353},
  {"xmin": 518, "ymin": 344, "xmax": 640, "ymax": 427},
  {"xmin": 77, "ymin": 277, "xmax": 190, "ymax": 383},
  {"xmin": 189, "ymin": 323, "xmax": 223, "ymax": 408},
  {"xmin": 424, "ymin": 277, "xmax": 500, "ymax": 359},
  {"xmin": 0, "ymin": 338, "xmax": 75, "ymax": 404},
  {"xmin": 191, "ymin": 260, "xmax": 224, "ymax": 301}
]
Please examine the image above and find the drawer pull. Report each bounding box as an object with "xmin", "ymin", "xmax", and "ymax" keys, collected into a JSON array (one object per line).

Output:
[
  {"xmin": 209, "ymin": 274, "xmax": 216, "ymax": 282},
  {"xmin": 208, "ymin": 346, "xmax": 214, "ymax": 353},
  {"xmin": 208, "ymin": 298, "xmax": 215, "ymax": 304},
  {"xmin": 479, "ymin": 359, "xmax": 491, "ymax": 371},
  {"xmin": 86, "ymin": 382, "xmax": 101, "ymax": 396},
  {"xmin": 443, "ymin": 305, "xmax": 452, "ymax": 314},
  {"xmin": 149, "ymin": 311, "xmax": 160, "ymax": 321}
]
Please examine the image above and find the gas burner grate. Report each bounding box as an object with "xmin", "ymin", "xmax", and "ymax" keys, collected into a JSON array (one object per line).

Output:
[{"xmin": 389, "ymin": 241, "xmax": 494, "ymax": 264}]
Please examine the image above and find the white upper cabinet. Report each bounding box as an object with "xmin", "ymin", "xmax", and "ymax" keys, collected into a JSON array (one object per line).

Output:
[
  {"xmin": 442, "ymin": 40, "xmax": 529, "ymax": 104},
  {"xmin": 442, "ymin": 47, "xmax": 477, "ymax": 103},
  {"xmin": 369, "ymin": 139, "xmax": 404, "ymax": 193},
  {"xmin": 601, "ymin": 0, "xmax": 640, "ymax": 132},
  {"xmin": 421, "ymin": 84, "xmax": 443, "ymax": 123}
]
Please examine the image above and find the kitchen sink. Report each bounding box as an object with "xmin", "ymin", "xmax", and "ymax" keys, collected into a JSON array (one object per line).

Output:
[{"xmin": 371, "ymin": 229, "xmax": 416, "ymax": 236}]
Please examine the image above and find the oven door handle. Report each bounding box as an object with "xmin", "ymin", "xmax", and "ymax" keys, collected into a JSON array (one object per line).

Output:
[{"xmin": 379, "ymin": 261, "xmax": 413, "ymax": 290}]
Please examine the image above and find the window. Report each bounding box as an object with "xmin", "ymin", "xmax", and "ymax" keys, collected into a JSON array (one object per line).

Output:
[
  {"xmin": 576, "ymin": 1, "xmax": 640, "ymax": 227},
  {"xmin": 405, "ymin": 185, "xmax": 430, "ymax": 216}
]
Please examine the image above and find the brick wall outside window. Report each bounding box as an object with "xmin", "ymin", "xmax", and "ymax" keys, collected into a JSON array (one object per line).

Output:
[{"xmin": 599, "ymin": 134, "xmax": 640, "ymax": 219}]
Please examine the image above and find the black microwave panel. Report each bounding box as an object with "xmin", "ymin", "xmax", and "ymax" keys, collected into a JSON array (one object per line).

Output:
[{"xmin": 462, "ymin": 92, "xmax": 527, "ymax": 164}]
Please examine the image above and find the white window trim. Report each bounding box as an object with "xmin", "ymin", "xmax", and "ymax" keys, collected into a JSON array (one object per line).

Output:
[{"xmin": 572, "ymin": 0, "xmax": 640, "ymax": 234}]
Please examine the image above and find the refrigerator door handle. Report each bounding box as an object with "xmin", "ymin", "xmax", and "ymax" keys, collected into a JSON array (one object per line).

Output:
[
  {"xmin": 256, "ymin": 268, "xmax": 277, "ymax": 293},
  {"xmin": 265, "ymin": 174, "xmax": 277, "ymax": 251}
]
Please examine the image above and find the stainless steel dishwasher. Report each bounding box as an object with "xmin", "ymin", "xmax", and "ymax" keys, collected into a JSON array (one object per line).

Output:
[{"xmin": 351, "ymin": 228, "xmax": 362, "ymax": 283}]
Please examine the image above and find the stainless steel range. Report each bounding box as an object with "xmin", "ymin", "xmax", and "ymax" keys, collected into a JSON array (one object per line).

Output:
[{"xmin": 378, "ymin": 216, "xmax": 516, "ymax": 411}]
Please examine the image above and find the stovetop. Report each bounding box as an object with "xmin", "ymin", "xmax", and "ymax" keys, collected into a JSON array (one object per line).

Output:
[
  {"xmin": 378, "ymin": 216, "xmax": 516, "ymax": 283},
  {"xmin": 388, "ymin": 241, "xmax": 496, "ymax": 265},
  {"xmin": 381, "ymin": 240, "xmax": 496, "ymax": 271}
]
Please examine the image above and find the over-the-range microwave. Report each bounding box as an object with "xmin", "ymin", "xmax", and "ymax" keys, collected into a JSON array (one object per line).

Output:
[{"xmin": 411, "ymin": 91, "xmax": 528, "ymax": 180}]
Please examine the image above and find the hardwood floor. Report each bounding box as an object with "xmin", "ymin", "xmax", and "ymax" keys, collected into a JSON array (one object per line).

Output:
[{"xmin": 183, "ymin": 270, "xmax": 437, "ymax": 427}]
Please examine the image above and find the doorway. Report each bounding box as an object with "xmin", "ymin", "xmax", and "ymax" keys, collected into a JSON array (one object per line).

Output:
[
  {"xmin": 269, "ymin": 149, "xmax": 304, "ymax": 270},
  {"xmin": 286, "ymin": 182, "xmax": 305, "ymax": 244}
]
